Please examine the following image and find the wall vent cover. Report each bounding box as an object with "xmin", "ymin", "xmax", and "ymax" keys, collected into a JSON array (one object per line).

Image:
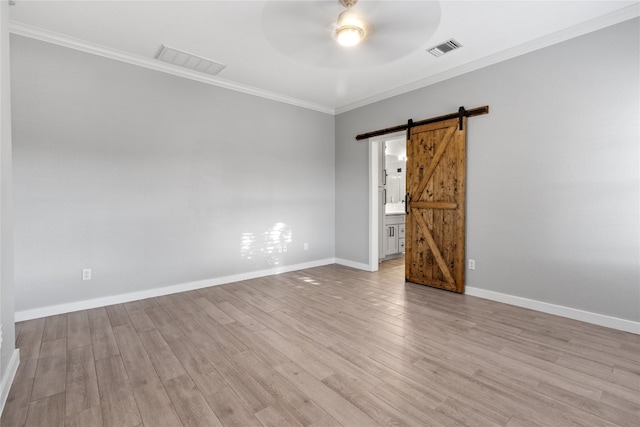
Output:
[
  {"xmin": 155, "ymin": 45, "xmax": 226, "ymax": 76},
  {"xmin": 427, "ymin": 39, "xmax": 463, "ymax": 57}
]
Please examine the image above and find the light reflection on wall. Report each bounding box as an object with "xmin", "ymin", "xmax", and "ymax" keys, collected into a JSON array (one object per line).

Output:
[{"xmin": 240, "ymin": 222, "xmax": 293, "ymax": 266}]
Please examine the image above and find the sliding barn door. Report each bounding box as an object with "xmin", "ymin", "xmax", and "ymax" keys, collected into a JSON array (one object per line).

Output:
[{"xmin": 405, "ymin": 117, "xmax": 467, "ymax": 293}]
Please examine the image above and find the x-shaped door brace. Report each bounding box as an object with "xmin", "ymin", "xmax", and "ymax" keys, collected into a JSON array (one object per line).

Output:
[{"xmin": 409, "ymin": 126, "xmax": 458, "ymax": 285}]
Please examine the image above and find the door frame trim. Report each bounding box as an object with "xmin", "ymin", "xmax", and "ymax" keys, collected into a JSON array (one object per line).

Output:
[{"xmin": 368, "ymin": 131, "xmax": 406, "ymax": 272}]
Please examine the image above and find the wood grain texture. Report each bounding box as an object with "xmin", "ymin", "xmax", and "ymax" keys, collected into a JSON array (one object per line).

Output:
[
  {"xmin": 3, "ymin": 258, "xmax": 639, "ymax": 427},
  {"xmin": 65, "ymin": 344, "xmax": 100, "ymax": 416},
  {"xmin": 43, "ymin": 314, "xmax": 68, "ymax": 343},
  {"xmin": 65, "ymin": 405, "xmax": 104, "ymax": 427},
  {"xmin": 88, "ymin": 308, "xmax": 120, "ymax": 360},
  {"xmin": 24, "ymin": 392, "xmax": 65, "ymax": 427},
  {"xmin": 67, "ymin": 310, "xmax": 92, "ymax": 350},
  {"xmin": 30, "ymin": 338, "xmax": 67, "ymax": 402},
  {"xmin": 16, "ymin": 318, "xmax": 45, "ymax": 361},
  {"xmin": 95, "ymin": 355, "xmax": 142, "ymax": 427},
  {"xmin": 163, "ymin": 374, "xmax": 223, "ymax": 427},
  {"xmin": 406, "ymin": 117, "xmax": 466, "ymax": 293}
]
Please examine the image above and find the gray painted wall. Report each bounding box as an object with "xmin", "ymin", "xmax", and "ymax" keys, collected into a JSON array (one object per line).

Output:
[
  {"xmin": 1, "ymin": 0, "xmax": 16, "ymax": 386},
  {"xmin": 336, "ymin": 19, "xmax": 639, "ymax": 322},
  {"xmin": 11, "ymin": 36, "xmax": 335, "ymax": 313},
  {"xmin": 6, "ymin": 18, "xmax": 639, "ymax": 326}
]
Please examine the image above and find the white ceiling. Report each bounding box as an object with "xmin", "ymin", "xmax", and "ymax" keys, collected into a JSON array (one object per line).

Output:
[{"xmin": 8, "ymin": 0, "xmax": 640, "ymax": 114}]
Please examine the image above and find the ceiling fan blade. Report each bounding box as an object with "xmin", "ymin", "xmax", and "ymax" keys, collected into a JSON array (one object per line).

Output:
[{"xmin": 262, "ymin": 1, "xmax": 442, "ymax": 69}]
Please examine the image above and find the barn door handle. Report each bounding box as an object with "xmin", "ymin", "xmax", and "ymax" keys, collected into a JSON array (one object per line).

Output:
[
  {"xmin": 383, "ymin": 169, "xmax": 387, "ymax": 185},
  {"xmin": 383, "ymin": 189, "xmax": 387, "ymax": 205},
  {"xmin": 405, "ymin": 193, "xmax": 411, "ymax": 214}
]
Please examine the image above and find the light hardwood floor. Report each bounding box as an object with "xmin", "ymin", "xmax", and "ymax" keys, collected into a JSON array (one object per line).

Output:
[{"xmin": 2, "ymin": 258, "xmax": 639, "ymax": 426}]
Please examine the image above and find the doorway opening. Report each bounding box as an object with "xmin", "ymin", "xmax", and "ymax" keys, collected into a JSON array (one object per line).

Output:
[
  {"xmin": 365, "ymin": 107, "xmax": 480, "ymax": 291},
  {"xmin": 368, "ymin": 131, "xmax": 406, "ymax": 272}
]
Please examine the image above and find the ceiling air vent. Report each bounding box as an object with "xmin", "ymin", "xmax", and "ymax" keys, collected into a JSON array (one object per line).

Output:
[
  {"xmin": 427, "ymin": 39, "xmax": 463, "ymax": 57},
  {"xmin": 155, "ymin": 45, "xmax": 226, "ymax": 76}
]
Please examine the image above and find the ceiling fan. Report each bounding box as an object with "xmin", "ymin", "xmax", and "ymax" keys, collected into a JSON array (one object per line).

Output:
[
  {"xmin": 261, "ymin": 0, "xmax": 442, "ymax": 69},
  {"xmin": 333, "ymin": 0, "xmax": 369, "ymax": 47}
]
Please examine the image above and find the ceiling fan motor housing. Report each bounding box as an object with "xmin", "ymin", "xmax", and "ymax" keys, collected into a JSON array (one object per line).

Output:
[{"xmin": 339, "ymin": 0, "xmax": 358, "ymax": 8}]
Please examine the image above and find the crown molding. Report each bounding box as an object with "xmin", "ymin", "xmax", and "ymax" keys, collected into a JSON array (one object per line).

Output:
[
  {"xmin": 335, "ymin": 3, "xmax": 640, "ymax": 115},
  {"xmin": 8, "ymin": 21, "xmax": 336, "ymax": 115},
  {"xmin": 9, "ymin": 2, "xmax": 639, "ymax": 117}
]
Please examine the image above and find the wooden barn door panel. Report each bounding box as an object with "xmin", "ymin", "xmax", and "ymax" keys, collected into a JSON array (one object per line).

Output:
[{"xmin": 405, "ymin": 117, "xmax": 466, "ymax": 293}]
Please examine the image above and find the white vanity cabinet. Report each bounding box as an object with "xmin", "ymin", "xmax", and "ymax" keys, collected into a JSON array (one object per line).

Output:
[{"xmin": 384, "ymin": 214, "xmax": 405, "ymax": 257}]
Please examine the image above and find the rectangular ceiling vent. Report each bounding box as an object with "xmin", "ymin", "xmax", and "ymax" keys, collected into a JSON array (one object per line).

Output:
[
  {"xmin": 427, "ymin": 39, "xmax": 463, "ymax": 57},
  {"xmin": 155, "ymin": 45, "xmax": 226, "ymax": 76}
]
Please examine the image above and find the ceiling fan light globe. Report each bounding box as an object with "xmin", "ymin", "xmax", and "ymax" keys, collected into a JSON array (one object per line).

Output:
[{"xmin": 336, "ymin": 25, "xmax": 364, "ymax": 47}]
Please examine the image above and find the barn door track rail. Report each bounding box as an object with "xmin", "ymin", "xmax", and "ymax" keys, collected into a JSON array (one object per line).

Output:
[{"xmin": 355, "ymin": 105, "xmax": 489, "ymax": 141}]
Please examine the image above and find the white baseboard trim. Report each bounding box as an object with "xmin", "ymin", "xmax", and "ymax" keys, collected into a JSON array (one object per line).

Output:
[
  {"xmin": 0, "ymin": 349, "xmax": 20, "ymax": 416},
  {"xmin": 15, "ymin": 258, "xmax": 336, "ymax": 322},
  {"xmin": 15, "ymin": 259, "xmax": 638, "ymax": 335},
  {"xmin": 335, "ymin": 258, "xmax": 372, "ymax": 271},
  {"xmin": 465, "ymin": 287, "xmax": 640, "ymax": 335}
]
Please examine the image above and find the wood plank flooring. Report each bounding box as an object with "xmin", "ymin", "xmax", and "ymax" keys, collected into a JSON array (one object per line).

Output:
[{"xmin": 2, "ymin": 258, "xmax": 639, "ymax": 426}]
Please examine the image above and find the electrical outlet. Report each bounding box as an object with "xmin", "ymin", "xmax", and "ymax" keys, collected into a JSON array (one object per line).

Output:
[
  {"xmin": 82, "ymin": 268, "xmax": 92, "ymax": 280},
  {"xmin": 283, "ymin": 245, "xmax": 288, "ymax": 253},
  {"xmin": 277, "ymin": 246, "xmax": 283, "ymax": 254},
  {"xmin": 303, "ymin": 243, "xmax": 309, "ymax": 251},
  {"xmin": 468, "ymin": 259, "xmax": 475, "ymax": 270}
]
